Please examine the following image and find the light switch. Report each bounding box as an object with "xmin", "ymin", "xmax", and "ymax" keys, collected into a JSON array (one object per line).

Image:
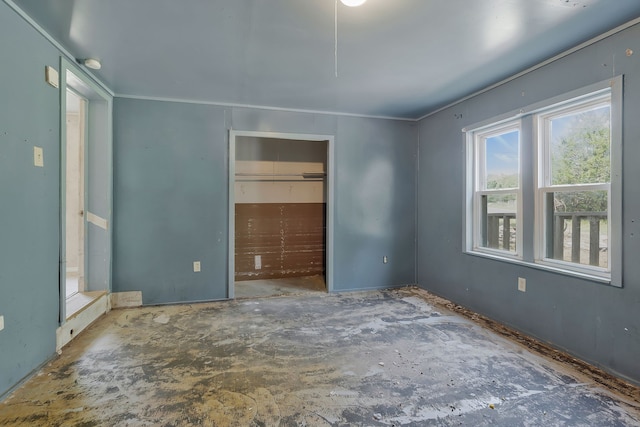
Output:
[
  {"xmin": 34, "ymin": 146, "xmax": 44, "ymax": 167},
  {"xmin": 0, "ymin": 315, "xmax": 4, "ymax": 331},
  {"xmin": 45, "ymin": 66, "xmax": 59, "ymax": 88},
  {"xmin": 193, "ymin": 261, "xmax": 201, "ymax": 272}
]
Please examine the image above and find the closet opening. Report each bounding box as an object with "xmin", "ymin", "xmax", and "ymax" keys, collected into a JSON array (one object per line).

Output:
[{"xmin": 229, "ymin": 132, "xmax": 334, "ymax": 299}]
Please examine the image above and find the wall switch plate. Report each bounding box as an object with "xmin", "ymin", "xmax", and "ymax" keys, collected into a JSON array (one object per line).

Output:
[
  {"xmin": 383, "ymin": 256, "xmax": 388, "ymax": 264},
  {"xmin": 0, "ymin": 315, "xmax": 4, "ymax": 331},
  {"xmin": 34, "ymin": 146, "xmax": 44, "ymax": 167},
  {"xmin": 45, "ymin": 66, "xmax": 59, "ymax": 88},
  {"xmin": 254, "ymin": 255, "xmax": 262, "ymax": 270},
  {"xmin": 193, "ymin": 261, "xmax": 201, "ymax": 272},
  {"xmin": 518, "ymin": 277, "xmax": 526, "ymax": 292}
]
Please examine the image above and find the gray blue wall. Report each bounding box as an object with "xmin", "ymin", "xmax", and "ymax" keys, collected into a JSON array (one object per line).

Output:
[
  {"xmin": 113, "ymin": 99, "xmax": 418, "ymax": 304},
  {"xmin": 0, "ymin": 2, "xmax": 62, "ymax": 397},
  {"xmin": 417, "ymin": 23, "xmax": 640, "ymax": 385}
]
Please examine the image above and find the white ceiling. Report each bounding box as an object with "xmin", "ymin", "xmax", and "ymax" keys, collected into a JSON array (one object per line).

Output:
[{"xmin": 9, "ymin": 0, "xmax": 640, "ymax": 119}]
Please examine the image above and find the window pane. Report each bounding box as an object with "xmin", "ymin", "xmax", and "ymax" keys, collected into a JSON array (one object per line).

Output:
[
  {"xmin": 550, "ymin": 105, "xmax": 610, "ymax": 185},
  {"xmin": 484, "ymin": 130, "xmax": 519, "ymax": 190},
  {"xmin": 547, "ymin": 190, "xmax": 608, "ymax": 268},
  {"xmin": 482, "ymin": 194, "xmax": 517, "ymax": 252}
]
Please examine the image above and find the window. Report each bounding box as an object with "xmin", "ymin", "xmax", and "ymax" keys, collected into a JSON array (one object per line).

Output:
[
  {"xmin": 468, "ymin": 122, "xmax": 521, "ymax": 256},
  {"xmin": 465, "ymin": 77, "xmax": 622, "ymax": 286},
  {"xmin": 536, "ymin": 94, "xmax": 611, "ymax": 275}
]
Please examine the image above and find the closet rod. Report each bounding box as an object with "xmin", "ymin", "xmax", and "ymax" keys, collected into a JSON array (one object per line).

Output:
[{"xmin": 234, "ymin": 172, "xmax": 326, "ymax": 178}]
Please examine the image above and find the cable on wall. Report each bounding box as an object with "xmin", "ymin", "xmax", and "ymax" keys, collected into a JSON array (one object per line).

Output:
[{"xmin": 335, "ymin": 0, "xmax": 339, "ymax": 77}]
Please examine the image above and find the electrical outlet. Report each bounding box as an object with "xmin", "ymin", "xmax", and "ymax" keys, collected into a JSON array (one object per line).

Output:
[
  {"xmin": 193, "ymin": 261, "xmax": 201, "ymax": 272},
  {"xmin": 0, "ymin": 315, "xmax": 4, "ymax": 331},
  {"xmin": 34, "ymin": 146, "xmax": 44, "ymax": 167},
  {"xmin": 518, "ymin": 277, "xmax": 526, "ymax": 292},
  {"xmin": 254, "ymin": 255, "xmax": 262, "ymax": 270},
  {"xmin": 383, "ymin": 256, "xmax": 388, "ymax": 264}
]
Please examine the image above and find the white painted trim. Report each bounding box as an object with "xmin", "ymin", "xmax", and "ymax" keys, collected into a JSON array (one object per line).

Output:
[
  {"xmin": 228, "ymin": 131, "xmax": 236, "ymax": 299},
  {"xmin": 419, "ymin": 17, "xmax": 640, "ymax": 121},
  {"xmin": 59, "ymin": 57, "xmax": 114, "ymax": 323},
  {"xmin": 228, "ymin": 130, "xmax": 335, "ymax": 297},
  {"xmin": 86, "ymin": 211, "xmax": 109, "ymax": 231},
  {"xmin": 116, "ymin": 94, "xmax": 414, "ymax": 122},
  {"xmin": 56, "ymin": 293, "xmax": 109, "ymax": 352},
  {"xmin": 464, "ymin": 77, "xmax": 621, "ymax": 287},
  {"xmin": 466, "ymin": 120, "xmax": 523, "ymax": 258},
  {"xmin": 533, "ymin": 80, "xmax": 619, "ymax": 284},
  {"xmin": 463, "ymin": 131, "xmax": 474, "ymax": 253},
  {"xmin": 110, "ymin": 291, "xmax": 142, "ymax": 308},
  {"xmin": 3, "ymin": 0, "xmax": 114, "ymax": 97},
  {"xmin": 609, "ymin": 75, "xmax": 623, "ymax": 287},
  {"xmin": 59, "ymin": 60, "xmax": 69, "ymax": 321}
]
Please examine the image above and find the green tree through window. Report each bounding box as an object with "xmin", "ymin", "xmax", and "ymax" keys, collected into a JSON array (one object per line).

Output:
[{"xmin": 551, "ymin": 107, "xmax": 610, "ymax": 213}]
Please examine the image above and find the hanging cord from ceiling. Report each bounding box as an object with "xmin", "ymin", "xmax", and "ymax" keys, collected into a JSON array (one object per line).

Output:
[{"xmin": 335, "ymin": 0, "xmax": 339, "ymax": 77}]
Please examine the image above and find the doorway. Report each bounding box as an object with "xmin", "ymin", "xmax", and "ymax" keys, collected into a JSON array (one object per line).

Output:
[
  {"xmin": 64, "ymin": 89, "xmax": 86, "ymax": 298},
  {"xmin": 228, "ymin": 131, "xmax": 334, "ymax": 299},
  {"xmin": 59, "ymin": 59, "xmax": 112, "ymax": 333}
]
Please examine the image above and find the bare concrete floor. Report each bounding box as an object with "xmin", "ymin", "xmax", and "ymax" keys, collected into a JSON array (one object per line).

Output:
[
  {"xmin": 1, "ymin": 288, "xmax": 639, "ymax": 426},
  {"xmin": 235, "ymin": 275, "xmax": 326, "ymax": 299}
]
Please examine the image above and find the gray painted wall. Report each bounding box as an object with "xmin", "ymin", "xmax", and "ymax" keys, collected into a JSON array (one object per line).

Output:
[
  {"xmin": 417, "ymin": 23, "xmax": 640, "ymax": 385},
  {"xmin": 113, "ymin": 99, "xmax": 417, "ymax": 303},
  {"xmin": 333, "ymin": 117, "xmax": 417, "ymax": 290},
  {"xmin": 0, "ymin": 3, "xmax": 62, "ymax": 397},
  {"xmin": 113, "ymin": 100, "xmax": 230, "ymax": 303},
  {"xmin": 0, "ymin": 3, "xmax": 113, "ymax": 398}
]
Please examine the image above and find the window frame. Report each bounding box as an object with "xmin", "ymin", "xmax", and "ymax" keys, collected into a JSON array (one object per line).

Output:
[
  {"xmin": 534, "ymin": 93, "xmax": 613, "ymax": 279},
  {"xmin": 467, "ymin": 121, "xmax": 523, "ymax": 259},
  {"xmin": 463, "ymin": 76, "xmax": 622, "ymax": 287}
]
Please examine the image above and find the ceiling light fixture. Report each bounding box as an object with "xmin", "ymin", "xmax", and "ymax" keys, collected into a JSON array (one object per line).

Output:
[
  {"xmin": 82, "ymin": 58, "xmax": 102, "ymax": 70},
  {"xmin": 340, "ymin": 0, "xmax": 366, "ymax": 6}
]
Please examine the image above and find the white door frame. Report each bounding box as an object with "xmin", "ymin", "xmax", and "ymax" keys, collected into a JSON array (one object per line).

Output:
[
  {"xmin": 59, "ymin": 57, "xmax": 113, "ymax": 322},
  {"xmin": 228, "ymin": 130, "xmax": 335, "ymax": 298}
]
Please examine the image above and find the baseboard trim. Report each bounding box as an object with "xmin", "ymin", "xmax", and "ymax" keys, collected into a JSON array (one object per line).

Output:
[{"xmin": 110, "ymin": 291, "xmax": 143, "ymax": 308}]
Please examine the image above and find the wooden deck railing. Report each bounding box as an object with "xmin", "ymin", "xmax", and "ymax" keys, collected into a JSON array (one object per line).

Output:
[
  {"xmin": 485, "ymin": 212, "xmax": 606, "ymax": 266},
  {"xmin": 551, "ymin": 212, "xmax": 606, "ymax": 266},
  {"xmin": 485, "ymin": 213, "xmax": 516, "ymax": 251}
]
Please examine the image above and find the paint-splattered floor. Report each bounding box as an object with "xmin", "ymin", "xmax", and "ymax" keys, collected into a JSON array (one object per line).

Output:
[
  {"xmin": 235, "ymin": 275, "xmax": 326, "ymax": 299},
  {"xmin": 1, "ymin": 288, "xmax": 639, "ymax": 426}
]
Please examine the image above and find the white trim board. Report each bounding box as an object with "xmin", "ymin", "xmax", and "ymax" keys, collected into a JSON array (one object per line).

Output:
[
  {"xmin": 87, "ymin": 211, "xmax": 109, "ymax": 231},
  {"xmin": 111, "ymin": 291, "xmax": 142, "ymax": 308}
]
